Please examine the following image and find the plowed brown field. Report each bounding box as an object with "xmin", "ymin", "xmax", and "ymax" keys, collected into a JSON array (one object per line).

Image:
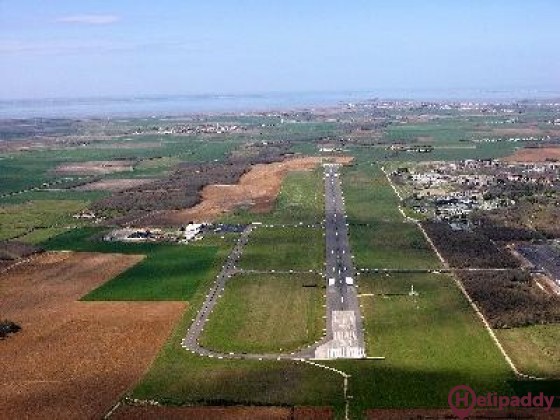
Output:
[
  {"xmin": 0, "ymin": 251, "xmax": 185, "ymax": 419},
  {"xmin": 502, "ymin": 146, "xmax": 560, "ymax": 162},
  {"xmin": 54, "ymin": 160, "xmax": 135, "ymax": 175},
  {"xmin": 143, "ymin": 156, "xmax": 352, "ymax": 225}
]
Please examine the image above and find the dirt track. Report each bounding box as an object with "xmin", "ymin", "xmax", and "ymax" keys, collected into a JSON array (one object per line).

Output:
[
  {"xmin": 143, "ymin": 156, "xmax": 352, "ymax": 225},
  {"xmin": 0, "ymin": 251, "xmax": 185, "ymax": 419}
]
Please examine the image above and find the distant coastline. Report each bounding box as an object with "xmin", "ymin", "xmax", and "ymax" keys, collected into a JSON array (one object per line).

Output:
[{"xmin": 1, "ymin": 89, "xmax": 559, "ymax": 119}]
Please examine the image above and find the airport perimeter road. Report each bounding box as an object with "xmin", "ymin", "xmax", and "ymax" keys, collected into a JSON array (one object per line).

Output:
[
  {"xmin": 314, "ymin": 164, "xmax": 365, "ymax": 359},
  {"xmin": 182, "ymin": 225, "xmax": 253, "ymax": 356}
]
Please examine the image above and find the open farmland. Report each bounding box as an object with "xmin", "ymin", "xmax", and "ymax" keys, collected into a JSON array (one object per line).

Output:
[
  {"xmin": 222, "ymin": 165, "xmax": 326, "ymax": 225},
  {"xmin": 76, "ymin": 178, "xmax": 157, "ymax": 192},
  {"xmin": 238, "ymin": 227, "xmax": 324, "ymax": 271},
  {"xmin": 2, "ymin": 104, "xmax": 560, "ymax": 418},
  {"xmin": 94, "ymin": 143, "xmax": 291, "ymax": 223},
  {"xmin": 0, "ymin": 199, "xmax": 88, "ymax": 242},
  {"xmin": 41, "ymin": 227, "xmax": 223, "ymax": 301},
  {"xmin": 53, "ymin": 159, "xmax": 136, "ymax": 175},
  {"xmin": 200, "ymin": 273, "xmax": 324, "ymax": 353},
  {"xmin": 0, "ymin": 251, "xmax": 185, "ymax": 419},
  {"xmin": 502, "ymin": 146, "xmax": 560, "ymax": 162}
]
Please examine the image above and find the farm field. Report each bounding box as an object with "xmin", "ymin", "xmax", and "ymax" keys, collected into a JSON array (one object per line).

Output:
[
  {"xmin": 2, "ymin": 107, "xmax": 560, "ymax": 418},
  {"xmin": 223, "ymin": 167, "xmax": 326, "ymax": 225},
  {"xmin": 0, "ymin": 189, "xmax": 107, "ymax": 205},
  {"xmin": 41, "ymin": 227, "xmax": 226, "ymax": 301},
  {"xmin": 0, "ymin": 251, "xmax": 185, "ymax": 419},
  {"xmin": 238, "ymin": 227, "xmax": 324, "ymax": 271},
  {"xmin": 200, "ymin": 273, "xmax": 324, "ymax": 353},
  {"xmin": 146, "ymin": 157, "xmax": 325, "ymax": 226},
  {"xmin": 0, "ymin": 199, "xmax": 88, "ymax": 242}
]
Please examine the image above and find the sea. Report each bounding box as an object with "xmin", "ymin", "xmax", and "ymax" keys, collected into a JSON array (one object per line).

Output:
[{"xmin": 1, "ymin": 89, "xmax": 559, "ymax": 119}]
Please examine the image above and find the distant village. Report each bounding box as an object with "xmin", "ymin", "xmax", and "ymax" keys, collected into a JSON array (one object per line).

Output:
[
  {"xmin": 392, "ymin": 159, "xmax": 560, "ymax": 229},
  {"xmin": 133, "ymin": 123, "xmax": 244, "ymax": 135}
]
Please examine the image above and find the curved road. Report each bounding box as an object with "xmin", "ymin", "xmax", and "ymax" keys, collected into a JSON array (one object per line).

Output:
[{"xmin": 182, "ymin": 164, "xmax": 365, "ymax": 360}]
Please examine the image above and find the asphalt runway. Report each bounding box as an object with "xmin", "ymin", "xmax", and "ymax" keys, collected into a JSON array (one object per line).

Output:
[{"xmin": 314, "ymin": 164, "xmax": 365, "ymax": 359}]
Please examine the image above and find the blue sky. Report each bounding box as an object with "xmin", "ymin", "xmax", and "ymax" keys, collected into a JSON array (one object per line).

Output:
[{"xmin": 1, "ymin": 1, "xmax": 559, "ymax": 99}]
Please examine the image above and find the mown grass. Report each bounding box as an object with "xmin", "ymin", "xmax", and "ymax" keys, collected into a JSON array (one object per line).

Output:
[
  {"xmin": 132, "ymin": 248, "xmax": 344, "ymax": 414},
  {"xmin": 239, "ymin": 227, "xmax": 324, "ymax": 271},
  {"xmin": 350, "ymin": 222, "xmax": 440, "ymax": 269},
  {"xmin": 342, "ymin": 164, "xmax": 440, "ymax": 269},
  {"xmin": 41, "ymin": 227, "xmax": 225, "ymax": 301},
  {"xmin": 496, "ymin": 324, "xmax": 560, "ymax": 379},
  {"xmin": 343, "ymin": 164, "xmax": 402, "ymax": 224},
  {"xmin": 0, "ymin": 199, "xmax": 89, "ymax": 241},
  {"xmin": 200, "ymin": 273, "xmax": 324, "ymax": 353},
  {"xmin": 330, "ymin": 272, "xmax": 515, "ymax": 414},
  {"xmin": 222, "ymin": 168, "xmax": 325, "ymax": 225}
]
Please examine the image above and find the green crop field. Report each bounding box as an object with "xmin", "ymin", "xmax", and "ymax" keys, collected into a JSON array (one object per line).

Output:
[
  {"xmin": 0, "ymin": 189, "xmax": 108, "ymax": 205},
  {"xmin": 0, "ymin": 199, "xmax": 89, "ymax": 241},
  {"xmin": 238, "ymin": 227, "xmax": 324, "ymax": 270},
  {"xmin": 200, "ymin": 273, "xmax": 324, "ymax": 353},
  {"xmin": 41, "ymin": 227, "xmax": 230, "ymax": 301}
]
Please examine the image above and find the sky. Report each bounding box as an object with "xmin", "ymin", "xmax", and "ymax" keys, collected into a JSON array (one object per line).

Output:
[{"xmin": 1, "ymin": 0, "xmax": 559, "ymax": 99}]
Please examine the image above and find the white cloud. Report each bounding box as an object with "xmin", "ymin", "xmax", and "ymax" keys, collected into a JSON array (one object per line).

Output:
[
  {"xmin": 0, "ymin": 39, "xmax": 206, "ymax": 55},
  {"xmin": 56, "ymin": 14, "xmax": 120, "ymax": 25}
]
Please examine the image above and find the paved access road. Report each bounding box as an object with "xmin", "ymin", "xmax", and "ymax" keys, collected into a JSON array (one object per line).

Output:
[
  {"xmin": 182, "ymin": 225, "xmax": 253, "ymax": 356},
  {"xmin": 182, "ymin": 164, "xmax": 366, "ymax": 360},
  {"xmin": 314, "ymin": 164, "xmax": 365, "ymax": 359}
]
